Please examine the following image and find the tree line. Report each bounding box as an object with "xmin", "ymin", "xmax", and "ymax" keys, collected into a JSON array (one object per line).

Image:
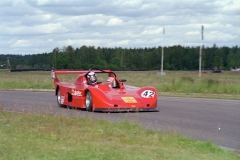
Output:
[{"xmin": 0, "ymin": 44, "xmax": 239, "ymax": 71}]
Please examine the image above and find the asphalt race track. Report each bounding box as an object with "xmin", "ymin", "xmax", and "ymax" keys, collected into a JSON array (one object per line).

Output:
[{"xmin": 0, "ymin": 91, "xmax": 239, "ymax": 151}]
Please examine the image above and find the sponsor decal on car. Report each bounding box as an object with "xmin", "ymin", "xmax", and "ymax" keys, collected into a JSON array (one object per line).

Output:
[
  {"xmin": 141, "ymin": 90, "xmax": 155, "ymax": 98},
  {"xmin": 61, "ymin": 96, "xmax": 65, "ymax": 104},
  {"xmin": 72, "ymin": 89, "xmax": 82, "ymax": 96},
  {"xmin": 121, "ymin": 97, "xmax": 137, "ymax": 103}
]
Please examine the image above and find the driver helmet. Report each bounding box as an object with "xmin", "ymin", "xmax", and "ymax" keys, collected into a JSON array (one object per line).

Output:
[{"xmin": 87, "ymin": 72, "xmax": 97, "ymax": 84}]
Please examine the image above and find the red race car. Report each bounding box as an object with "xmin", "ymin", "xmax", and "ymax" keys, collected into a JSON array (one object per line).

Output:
[{"xmin": 51, "ymin": 68, "xmax": 158, "ymax": 112}]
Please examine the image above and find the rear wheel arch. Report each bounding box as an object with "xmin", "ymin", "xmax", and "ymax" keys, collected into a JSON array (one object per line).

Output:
[{"xmin": 55, "ymin": 85, "xmax": 60, "ymax": 96}]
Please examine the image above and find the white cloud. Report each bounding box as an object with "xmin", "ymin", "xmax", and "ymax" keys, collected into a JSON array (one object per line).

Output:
[
  {"xmin": 91, "ymin": 20, "xmax": 105, "ymax": 26},
  {"xmin": 11, "ymin": 40, "xmax": 31, "ymax": 48},
  {"xmin": 2, "ymin": 23, "xmax": 68, "ymax": 36},
  {"xmin": 0, "ymin": 0, "xmax": 239, "ymax": 55},
  {"xmin": 30, "ymin": 0, "xmax": 60, "ymax": 6},
  {"xmin": 106, "ymin": 18, "xmax": 124, "ymax": 26},
  {"xmin": 141, "ymin": 28, "xmax": 163, "ymax": 35},
  {"xmin": 118, "ymin": 0, "xmax": 143, "ymax": 8},
  {"xmin": 12, "ymin": 0, "xmax": 28, "ymax": 6},
  {"xmin": 186, "ymin": 31, "xmax": 199, "ymax": 36}
]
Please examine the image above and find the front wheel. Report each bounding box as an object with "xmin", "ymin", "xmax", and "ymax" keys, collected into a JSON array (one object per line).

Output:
[{"xmin": 85, "ymin": 91, "xmax": 93, "ymax": 111}]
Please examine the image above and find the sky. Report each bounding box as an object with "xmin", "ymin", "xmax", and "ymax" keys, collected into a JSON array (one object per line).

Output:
[{"xmin": 0, "ymin": 0, "xmax": 239, "ymax": 55}]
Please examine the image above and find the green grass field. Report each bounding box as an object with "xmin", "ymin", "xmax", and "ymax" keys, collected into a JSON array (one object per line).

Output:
[
  {"xmin": 0, "ymin": 69, "xmax": 239, "ymax": 99},
  {"xmin": 0, "ymin": 111, "xmax": 239, "ymax": 160},
  {"xmin": 0, "ymin": 69, "xmax": 240, "ymax": 159}
]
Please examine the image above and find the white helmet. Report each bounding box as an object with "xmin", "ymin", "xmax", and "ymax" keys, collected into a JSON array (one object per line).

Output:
[{"xmin": 87, "ymin": 72, "xmax": 97, "ymax": 84}]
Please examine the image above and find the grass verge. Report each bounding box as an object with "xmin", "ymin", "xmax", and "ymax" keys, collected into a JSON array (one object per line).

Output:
[
  {"xmin": 0, "ymin": 110, "xmax": 239, "ymax": 160},
  {"xmin": 0, "ymin": 70, "xmax": 240, "ymax": 100}
]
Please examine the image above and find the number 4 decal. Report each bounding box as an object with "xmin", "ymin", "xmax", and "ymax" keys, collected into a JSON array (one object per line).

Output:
[{"xmin": 141, "ymin": 90, "xmax": 155, "ymax": 98}]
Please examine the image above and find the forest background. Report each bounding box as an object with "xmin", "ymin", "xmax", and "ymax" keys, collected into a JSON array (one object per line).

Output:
[{"xmin": 0, "ymin": 44, "xmax": 239, "ymax": 71}]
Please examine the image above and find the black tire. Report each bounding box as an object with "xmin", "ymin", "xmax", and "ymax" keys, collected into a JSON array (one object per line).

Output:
[
  {"xmin": 85, "ymin": 91, "xmax": 93, "ymax": 111},
  {"xmin": 57, "ymin": 89, "xmax": 65, "ymax": 108}
]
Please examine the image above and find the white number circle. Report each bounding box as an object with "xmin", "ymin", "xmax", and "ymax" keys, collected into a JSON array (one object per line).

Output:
[{"xmin": 141, "ymin": 90, "xmax": 155, "ymax": 98}]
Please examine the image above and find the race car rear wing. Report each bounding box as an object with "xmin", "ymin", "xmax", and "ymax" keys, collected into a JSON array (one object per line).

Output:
[
  {"xmin": 51, "ymin": 70, "xmax": 86, "ymax": 81},
  {"xmin": 51, "ymin": 69, "xmax": 114, "ymax": 82}
]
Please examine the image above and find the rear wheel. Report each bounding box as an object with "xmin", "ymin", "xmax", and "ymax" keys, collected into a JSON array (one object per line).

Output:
[
  {"xmin": 85, "ymin": 91, "xmax": 92, "ymax": 111},
  {"xmin": 57, "ymin": 89, "xmax": 65, "ymax": 107}
]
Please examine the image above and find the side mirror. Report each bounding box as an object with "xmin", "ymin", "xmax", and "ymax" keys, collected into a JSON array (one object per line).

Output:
[{"xmin": 120, "ymin": 79, "xmax": 127, "ymax": 82}]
